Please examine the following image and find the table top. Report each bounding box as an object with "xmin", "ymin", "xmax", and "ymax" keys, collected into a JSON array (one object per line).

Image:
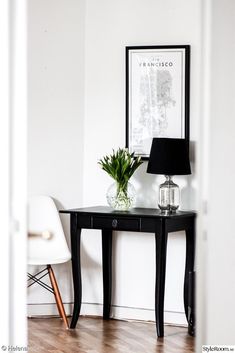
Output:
[{"xmin": 60, "ymin": 206, "xmax": 196, "ymax": 219}]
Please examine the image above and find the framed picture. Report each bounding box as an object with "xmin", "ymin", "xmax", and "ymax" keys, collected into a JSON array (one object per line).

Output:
[{"xmin": 126, "ymin": 45, "xmax": 190, "ymax": 159}]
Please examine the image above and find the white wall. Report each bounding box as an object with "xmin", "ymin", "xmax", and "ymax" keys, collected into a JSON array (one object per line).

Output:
[
  {"xmin": 82, "ymin": 0, "xmax": 201, "ymax": 324},
  {"xmin": 28, "ymin": 0, "xmax": 85, "ymax": 314},
  {"xmin": 28, "ymin": 0, "xmax": 201, "ymax": 324}
]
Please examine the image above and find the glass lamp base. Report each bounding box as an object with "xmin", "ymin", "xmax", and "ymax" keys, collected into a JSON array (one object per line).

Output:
[
  {"xmin": 159, "ymin": 208, "xmax": 177, "ymax": 215},
  {"xmin": 158, "ymin": 175, "xmax": 180, "ymax": 213}
]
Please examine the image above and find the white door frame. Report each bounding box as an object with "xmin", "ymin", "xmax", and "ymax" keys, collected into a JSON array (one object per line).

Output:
[
  {"xmin": 0, "ymin": 0, "xmax": 27, "ymax": 346},
  {"xmin": 0, "ymin": 0, "xmax": 11, "ymax": 345},
  {"xmin": 196, "ymin": 0, "xmax": 212, "ymax": 350}
]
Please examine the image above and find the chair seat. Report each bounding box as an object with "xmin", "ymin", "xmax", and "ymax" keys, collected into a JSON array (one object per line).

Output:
[{"xmin": 28, "ymin": 253, "xmax": 71, "ymax": 266}]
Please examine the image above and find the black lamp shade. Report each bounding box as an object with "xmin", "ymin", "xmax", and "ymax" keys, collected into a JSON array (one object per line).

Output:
[{"xmin": 147, "ymin": 138, "xmax": 191, "ymax": 175}]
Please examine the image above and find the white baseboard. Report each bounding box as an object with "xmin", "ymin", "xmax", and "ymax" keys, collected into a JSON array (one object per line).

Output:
[
  {"xmin": 28, "ymin": 302, "xmax": 187, "ymax": 325},
  {"xmin": 27, "ymin": 303, "xmax": 73, "ymax": 317}
]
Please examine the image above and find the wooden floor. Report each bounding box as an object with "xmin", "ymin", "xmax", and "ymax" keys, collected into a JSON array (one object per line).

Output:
[{"xmin": 28, "ymin": 316, "xmax": 195, "ymax": 353}]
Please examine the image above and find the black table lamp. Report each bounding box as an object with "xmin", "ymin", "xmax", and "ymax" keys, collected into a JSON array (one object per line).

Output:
[{"xmin": 147, "ymin": 138, "xmax": 191, "ymax": 213}]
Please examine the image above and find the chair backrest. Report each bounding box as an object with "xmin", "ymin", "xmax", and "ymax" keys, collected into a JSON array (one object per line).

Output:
[{"xmin": 28, "ymin": 195, "xmax": 71, "ymax": 265}]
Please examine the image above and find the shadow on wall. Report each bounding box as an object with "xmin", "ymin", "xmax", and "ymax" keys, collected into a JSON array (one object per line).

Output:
[
  {"xmin": 181, "ymin": 140, "xmax": 197, "ymax": 210},
  {"xmin": 180, "ymin": 175, "xmax": 196, "ymax": 210},
  {"xmin": 80, "ymin": 233, "xmax": 102, "ymax": 302},
  {"xmin": 132, "ymin": 162, "xmax": 160, "ymax": 208}
]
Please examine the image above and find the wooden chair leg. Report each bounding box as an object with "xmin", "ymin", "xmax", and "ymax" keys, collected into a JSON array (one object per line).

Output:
[{"xmin": 47, "ymin": 265, "xmax": 69, "ymax": 329}]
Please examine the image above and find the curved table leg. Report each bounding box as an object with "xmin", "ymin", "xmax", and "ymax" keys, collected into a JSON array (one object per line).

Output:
[
  {"xmin": 102, "ymin": 230, "xmax": 112, "ymax": 319},
  {"xmin": 155, "ymin": 219, "xmax": 168, "ymax": 338},
  {"xmin": 184, "ymin": 218, "xmax": 195, "ymax": 335},
  {"xmin": 70, "ymin": 214, "xmax": 82, "ymax": 329}
]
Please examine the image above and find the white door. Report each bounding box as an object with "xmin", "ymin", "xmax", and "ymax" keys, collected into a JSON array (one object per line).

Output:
[
  {"xmin": 197, "ymin": 0, "xmax": 235, "ymax": 349},
  {"xmin": 0, "ymin": 0, "xmax": 27, "ymax": 347}
]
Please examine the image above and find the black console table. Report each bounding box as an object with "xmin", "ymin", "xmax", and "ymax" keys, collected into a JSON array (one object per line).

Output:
[{"xmin": 60, "ymin": 206, "xmax": 196, "ymax": 337}]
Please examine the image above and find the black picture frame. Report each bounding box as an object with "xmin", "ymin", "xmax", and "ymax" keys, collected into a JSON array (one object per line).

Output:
[{"xmin": 126, "ymin": 45, "xmax": 190, "ymax": 160}]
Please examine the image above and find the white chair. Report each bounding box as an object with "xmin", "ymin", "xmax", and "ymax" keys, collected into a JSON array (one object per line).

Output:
[{"xmin": 27, "ymin": 195, "xmax": 71, "ymax": 329}]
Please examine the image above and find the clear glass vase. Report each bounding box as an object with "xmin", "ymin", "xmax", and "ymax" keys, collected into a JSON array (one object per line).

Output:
[{"xmin": 106, "ymin": 182, "xmax": 136, "ymax": 211}]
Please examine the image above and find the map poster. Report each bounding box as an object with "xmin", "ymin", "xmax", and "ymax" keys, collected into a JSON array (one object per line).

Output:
[{"xmin": 126, "ymin": 46, "xmax": 190, "ymax": 159}]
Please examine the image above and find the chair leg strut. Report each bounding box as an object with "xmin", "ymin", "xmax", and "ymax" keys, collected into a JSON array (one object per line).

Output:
[{"xmin": 47, "ymin": 265, "xmax": 69, "ymax": 329}]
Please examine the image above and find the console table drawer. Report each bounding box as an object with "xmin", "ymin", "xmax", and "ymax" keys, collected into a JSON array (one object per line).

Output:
[{"xmin": 92, "ymin": 216, "xmax": 140, "ymax": 231}]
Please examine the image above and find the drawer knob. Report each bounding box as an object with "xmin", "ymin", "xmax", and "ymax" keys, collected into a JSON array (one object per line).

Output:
[{"xmin": 112, "ymin": 219, "xmax": 118, "ymax": 228}]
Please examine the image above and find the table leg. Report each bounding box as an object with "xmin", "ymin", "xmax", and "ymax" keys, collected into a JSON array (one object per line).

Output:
[
  {"xmin": 155, "ymin": 220, "xmax": 168, "ymax": 337},
  {"xmin": 183, "ymin": 219, "xmax": 195, "ymax": 333},
  {"xmin": 70, "ymin": 214, "xmax": 82, "ymax": 329},
  {"xmin": 102, "ymin": 229, "xmax": 112, "ymax": 319}
]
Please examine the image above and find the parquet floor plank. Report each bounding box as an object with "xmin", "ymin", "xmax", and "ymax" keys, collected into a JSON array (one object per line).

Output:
[{"xmin": 28, "ymin": 316, "xmax": 194, "ymax": 353}]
